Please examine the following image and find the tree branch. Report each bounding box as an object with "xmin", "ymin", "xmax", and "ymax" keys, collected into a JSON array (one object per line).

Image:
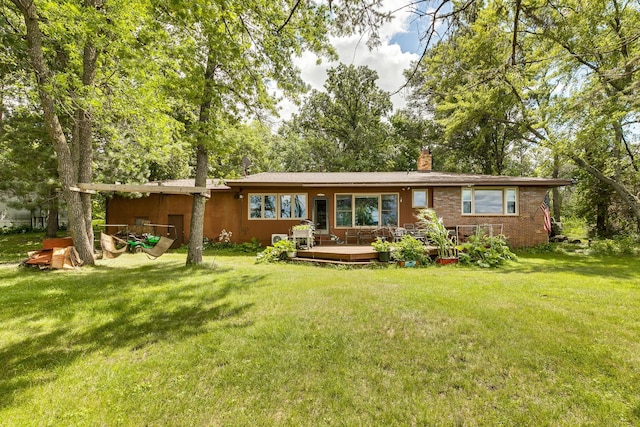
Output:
[{"xmin": 277, "ymin": 0, "xmax": 302, "ymax": 34}]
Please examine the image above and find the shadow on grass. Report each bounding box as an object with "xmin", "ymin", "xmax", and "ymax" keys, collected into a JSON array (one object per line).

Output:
[
  {"xmin": 509, "ymin": 251, "xmax": 640, "ymax": 280},
  {"xmin": 0, "ymin": 262, "xmax": 260, "ymax": 409}
]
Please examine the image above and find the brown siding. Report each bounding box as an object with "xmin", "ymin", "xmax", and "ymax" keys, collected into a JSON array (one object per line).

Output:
[
  {"xmin": 106, "ymin": 185, "xmax": 551, "ymax": 248},
  {"xmin": 106, "ymin": 191, "xmax": 241, "ymax": 243}
]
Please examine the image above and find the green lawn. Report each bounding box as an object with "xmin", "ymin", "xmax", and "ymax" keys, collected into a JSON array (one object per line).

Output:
[{"xmin": 0, "ymin": 246, "xmax": 639, "ymax": 425}]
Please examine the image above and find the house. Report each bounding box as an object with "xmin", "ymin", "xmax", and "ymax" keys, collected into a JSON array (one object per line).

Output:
[
  {"xmin": 0, "ymin": 195, "xmax": 64, "ymax": 230},
  {"xmin": 105, "ymin": 150, "xmax": 572, "ymax": 248}
]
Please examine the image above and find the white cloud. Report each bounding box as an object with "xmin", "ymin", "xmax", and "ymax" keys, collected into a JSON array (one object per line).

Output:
[{"xmin": 275, "ymin": 2, "xmax": 420, "ymax": 124}]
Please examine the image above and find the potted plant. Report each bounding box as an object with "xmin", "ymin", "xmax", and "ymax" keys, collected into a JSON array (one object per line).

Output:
[
  {"xmin": 416, "ymin": 208, "xmax": 458, "ymax": 265},
  {"xmin": 371, "ymin": 237, "xmax": 392, "ymax": 262},
  {"xmin": 391, "ymin": 235, "xmax": 428, "ymax": 267},
  {"xmin": 291, "ymin": 224, "xmax": 313, "ymax": 248},
  {"xmin": 274, "ymin": 238, "xmax": 297, "ymax": 258}
]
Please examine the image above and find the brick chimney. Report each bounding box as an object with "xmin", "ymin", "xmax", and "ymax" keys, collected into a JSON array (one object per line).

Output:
[{"xmin": 417, "ymin": 147, "xmax": 432, "ymax": 172}]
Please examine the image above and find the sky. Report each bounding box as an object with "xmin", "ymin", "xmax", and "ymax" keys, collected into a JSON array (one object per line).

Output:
[{"xmin": 275, "ymin": 1, "xmax": 426, "ymax": 124}]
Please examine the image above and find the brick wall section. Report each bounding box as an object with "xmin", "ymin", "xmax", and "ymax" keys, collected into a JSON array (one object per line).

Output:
[{"xmin": 432, "ymin": 186, "xmax": 549, "ymax": 248}]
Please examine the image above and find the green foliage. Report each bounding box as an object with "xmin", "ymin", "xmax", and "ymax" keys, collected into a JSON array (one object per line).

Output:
[
  {"xmin": 256, "ymin": 239, "xmax": 295, "ymax": 263},
  {"xmin": 291, "ymin": 224, "xmax": 311, "ymax": 231},
  {"xmin": 391, "ymin": 235, "xmax": 429, "ymax": 264},
  {"xmin": 274, "ymin": 238, "xmax": 296, "ymax": 252},
  {"xmin": 415, "ymin": 209, "xmax": 456, "ymax": 259},
  {"xmin": 203, "ymin": 237, "xmax": 262, "ymax": 253},
  {"xmin": 371, "ymin": 237, "xmax": 392, "ymax": 252},
  {"xmin": 408, "ymin": 0, "xmax": 640, "ymax": 234},
  {"xmin": 457, "ymin": 233, "xmax": 518, "ymax": 268},
  {"xmin": 588, "ymin": 236, "xmax": 640, "ymax": 256},
  {"xmin": 273, "ymin": 63, "xmax": 395, "ymax": 172}
]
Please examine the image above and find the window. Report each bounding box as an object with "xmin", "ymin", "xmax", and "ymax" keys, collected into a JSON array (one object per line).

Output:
[
  {"xmin": 280, "ymin": 194, "xmax": 307, "ymax": 219},
  {"xmin": 381, "ymin": 194, "xmax": 398, "ymax": 226},
  {"xmin": 335, "ymin": 193, "xmax": 399, "ymax": 227},
  {"xmin": 412, "ymin": 189, "xmax": 428, "ymax": 208},
  {"xmin": 461, "ymin": 188, "xmax": 518, "ymax": 215},
  {"xmin": 249, "ymin": 193, "xmax": 307, "ymax": 220},
  {"xmin": 355, "ymin": 196, "xmax": 379, "ymax": 226},
  {"xmin": 336, "ymin": 195, "xmax": 352, "ymax": 227}
]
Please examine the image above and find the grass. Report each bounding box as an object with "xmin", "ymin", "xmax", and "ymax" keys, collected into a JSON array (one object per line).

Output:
[
  {"xmin": 0, "ymin": 239, "xmax": 639, "ymax": 425},
  {"xmin": 0, "ymin": 231, "xmax": 50, "ymax": 263}
]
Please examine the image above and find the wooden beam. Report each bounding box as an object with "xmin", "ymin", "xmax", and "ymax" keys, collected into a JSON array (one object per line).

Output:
[{"xmin": 74, "ymin": 183, "xmax": 211, "ymax": 197}]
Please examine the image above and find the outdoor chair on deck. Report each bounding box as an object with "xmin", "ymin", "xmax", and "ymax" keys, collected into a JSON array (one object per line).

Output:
[
  {"xmin": 358, "ymin": 229, "xmax": 374, "ymax": 245},
  {"xmin": 392, "ymin": 227, "xmax": 406, "ymax": 242},
  {"xmin": 344, "ymin": 229, "xmax": 359, "ymax": 245},
  {"xmin": 373, "ymin": 227, "xmax": 393, "ymax": 241}
]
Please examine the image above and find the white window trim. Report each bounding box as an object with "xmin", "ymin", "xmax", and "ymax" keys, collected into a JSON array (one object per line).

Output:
[
  {"xmin": 334, "ymin": 193, "xmax": 400, "ymax": 228},
  {"xmin": 248, "ymin": 193, "xmax": 308, "ymax": 220},
  {"xmin": 412, "ymin": 189, "xmax": 429, "ymax": 208},
  {"xmin": 461, "ymin": 187, "xmax": 519, "ymax": 216}
]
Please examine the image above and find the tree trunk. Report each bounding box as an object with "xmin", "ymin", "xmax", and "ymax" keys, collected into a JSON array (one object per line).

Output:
[
  {"xmin": 186, "ymin": 45, "xmax": 216, "ymax": 265},
  {"xmin": 552, "ymin": 154, "xmax": 561, "ymax": 221},
  {"xmin": 46, "ymin": 191, "xmax": 59, "ymax": 238},
  {"xmin": 76, "ymin": 40, "xmax": 98, "ymax": 250},
  {"xmin": 11, "ymin": 0, "xmax": 95, "ymax": 264},
  {"xmin": 186, "ymin": 145, "xmax": 208, "ymax": 265}
]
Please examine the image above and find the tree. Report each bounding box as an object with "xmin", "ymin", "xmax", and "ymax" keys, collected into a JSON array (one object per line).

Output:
[
  {"xmin": 155, "ymin": 1, "xmax": 395, "ymax": 264},
  {"xmin": 404, "ymin": 0, "xmax": 640, "ymax": 233},
  {"xmin": 0, "ymin": 108, "xmax": 60, "ymax": 237},
  {"xmin": 6, "ymin": 0, "xmax": 186, "ymax": 263},
  {"xmin": 406, "ymin": 3, "xmax": 534, "ymax": 176},
  {"xmin": 275, "ymin": 63, "xmax": 394, "ymax": 172}
]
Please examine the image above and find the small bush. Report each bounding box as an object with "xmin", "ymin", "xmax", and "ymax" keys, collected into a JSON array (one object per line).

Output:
[
  {"xmin": 457, "ymin": 233, "xmax": 517, "ymax": 268},
  {"xmin": 588, "ymin": 236, "xmax": 640, "ymax": 256},
  {"xmin": 256, "ymin": 240, "xmax": 294, "ymax": 264},
  {"xmin": 0, "ymin": 225, "xmax": 40, "ymax": 235},
  {"xmin": 392, "ymin": 235, "xmax": 430, "ymax": 265}
]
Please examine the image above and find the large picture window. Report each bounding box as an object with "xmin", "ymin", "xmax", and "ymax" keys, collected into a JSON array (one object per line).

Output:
[
  {"xmin": 461, "ymin": 188, "xmax": 518, "ymax": 215},
  {"xmin": 249, "ymin": 193, "xmax": 307, "ymax": 220},
  {"xmin": 335, "ymin": 193, "xmax": 399, "ymax": 227}
]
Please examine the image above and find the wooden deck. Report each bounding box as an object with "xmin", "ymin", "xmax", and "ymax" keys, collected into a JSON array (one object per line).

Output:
[
  {"xmin": 294, "ymin": 244, "xmax": 440, "ymax": 264},
  {"xmin": 296, "ymin": 245, "xmax": 378, "ymax": 262}
]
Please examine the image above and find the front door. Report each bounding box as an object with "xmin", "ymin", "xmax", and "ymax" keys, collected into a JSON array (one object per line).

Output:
[{"xmin": 313, "ymin": 198, "xmax": 329, "ymax": 235}]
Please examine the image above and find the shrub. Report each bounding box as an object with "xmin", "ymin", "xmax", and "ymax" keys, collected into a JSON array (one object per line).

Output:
[
  {"xmin": 391, "ymin": 235, "xmax": 429, "ymax": 264},
  {"xmin": 588, "ymin": 236, "xmax": 640, "ymax": 256},
  {"xmin": 457, "ymin": 233, "xmax": 517, "ymax": 268},
  {"xmin": 371, "ymin": 237, "xmax": 392, "ymax": 252},
  {"xmin": 256, "ymin": 239, "xmax": 295, "ymax": 264}
]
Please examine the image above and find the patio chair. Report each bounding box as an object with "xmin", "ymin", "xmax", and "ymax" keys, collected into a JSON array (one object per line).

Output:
[
  {"xmin": 374, "ymin": 227, "xmax": 393, "ymax": 241},
  {"xmin": 344, "ymin": 228, "xmax": 359, "ymax": 245},
  {"xmin": 358, "ymin": 229, "xmax": 374, "ymax": 245},
  {"xmin": 393, "ymin": 227, "xmax": 406, "ymax": 242}
]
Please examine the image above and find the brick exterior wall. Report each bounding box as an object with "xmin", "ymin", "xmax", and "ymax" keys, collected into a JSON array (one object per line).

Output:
[{"xmin": 432, "ymin": 186, "xmax": 550, "ymax": 248}]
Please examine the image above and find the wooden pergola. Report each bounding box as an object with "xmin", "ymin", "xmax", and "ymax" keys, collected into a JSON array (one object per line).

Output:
[{"xmin": 71, "ymin": 183, "xmax": 210, "ymax": 198}]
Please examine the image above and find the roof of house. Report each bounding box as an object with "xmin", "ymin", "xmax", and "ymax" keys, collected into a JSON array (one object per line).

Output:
[{"xmin": 224, "ymin": 172, "xmax": 573, "ymax": 188}]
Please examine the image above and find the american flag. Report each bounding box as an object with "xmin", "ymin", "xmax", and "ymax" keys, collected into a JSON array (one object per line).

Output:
[{"xmin": 541, "ymin": 193, "xmax": 552, "ymax": 233}]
